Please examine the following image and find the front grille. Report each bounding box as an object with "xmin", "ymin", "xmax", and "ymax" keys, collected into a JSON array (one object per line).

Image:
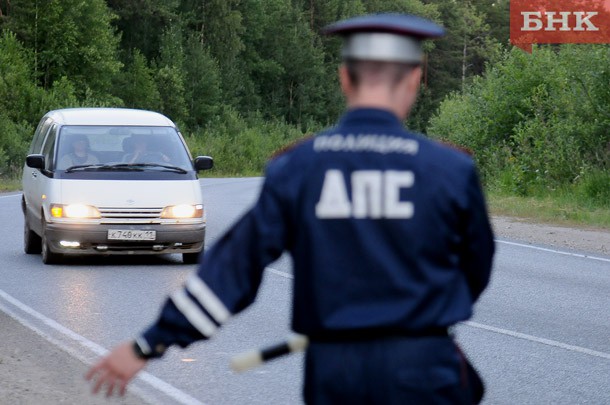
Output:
[
  {"xmin": 99, "ymin": 207, "xmax": 163, "ymax": 224},
  {"xmin": 99, "ymin": 207, "xmax": 163, "ymax": 218}
]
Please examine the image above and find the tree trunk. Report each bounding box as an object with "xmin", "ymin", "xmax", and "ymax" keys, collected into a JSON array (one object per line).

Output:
[
  {"xmin": 35, "ymin": 0, "xmax": 39, "ymax": 85},
  {"xmin": 462, "ymin": 36, "xmax": 467, "ymax": 91},
  {"xmin": 310, "ymin": 0, "xmax": 314, "ymax": 30},
  {"xmin": 200, "ymin": 0, "xmax": 205, "ymax": 45}
]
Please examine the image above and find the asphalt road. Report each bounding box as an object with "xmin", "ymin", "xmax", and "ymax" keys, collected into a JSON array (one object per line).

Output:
[{"xmin": 0, "ymin": 177, "xmax": 608, "ymax": 404}]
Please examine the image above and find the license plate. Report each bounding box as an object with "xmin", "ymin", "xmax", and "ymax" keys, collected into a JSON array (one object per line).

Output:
[{"xmin": 107, "ymin": 229, "xmax": 156, "ymax": 241}]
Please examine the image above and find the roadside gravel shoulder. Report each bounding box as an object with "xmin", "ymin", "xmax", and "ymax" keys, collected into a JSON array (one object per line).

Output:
[
  {"xmin": 0, "ymin": 216, "xmax": 608, "ymax": 404},
  {"xmin": 492, "ymin": 216, "xmax": 610, "ymax": 256},
  {"xmin": 0, "ymin": 311, "xmax": 144, "ymax": 405}
]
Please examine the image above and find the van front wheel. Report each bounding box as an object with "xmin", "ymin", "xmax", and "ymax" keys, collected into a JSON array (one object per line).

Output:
[
  {"xmin": 24, "ymin": 218, "xmax": 42, "ymax": 254},
  {"xmin": 41, "ymin": 223, "xmax": 62, "ymax": 265}
]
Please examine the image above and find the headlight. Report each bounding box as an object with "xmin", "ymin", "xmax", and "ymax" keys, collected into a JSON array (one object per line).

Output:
[
  {"xmin": 161, "ymin": 204, "xmax": 203, "ymax": 219},
  {"xmin": 50, "ymin": 204, "xmax": 101, "ymax": 219}
]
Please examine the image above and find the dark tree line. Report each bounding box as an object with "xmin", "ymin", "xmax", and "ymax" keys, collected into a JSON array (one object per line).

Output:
[{"xmin": 0, "ymin": 0, "xmax": 508, "ymax": 124}]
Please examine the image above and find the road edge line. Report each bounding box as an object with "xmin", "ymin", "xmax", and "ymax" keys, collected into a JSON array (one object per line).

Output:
[{"xmin": 0, "ymin": 288, "xmax": 205, "ymax": 405}]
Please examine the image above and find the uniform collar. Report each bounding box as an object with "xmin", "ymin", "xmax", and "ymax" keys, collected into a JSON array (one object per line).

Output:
[{"xmin": 338, "ymin": 108, "xmax": 404, "ymax": 129}]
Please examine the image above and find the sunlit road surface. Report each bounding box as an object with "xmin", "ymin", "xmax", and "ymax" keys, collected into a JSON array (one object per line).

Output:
[{"xmin": 0, "ymin": 178, "xmax": 608, "ymax": 404}]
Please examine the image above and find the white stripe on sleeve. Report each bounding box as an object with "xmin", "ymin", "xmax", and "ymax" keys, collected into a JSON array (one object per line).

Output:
[
  {"xmin": 135, "ymin": 336, "xmax": 152, "ymax": 355},
  {"xmin": 171, "ymin": 290, "xmax": 218, "ymax": 337},
  {"xmin": 186, "ymin": 275, "xmax": 231, "ymax": 324}
]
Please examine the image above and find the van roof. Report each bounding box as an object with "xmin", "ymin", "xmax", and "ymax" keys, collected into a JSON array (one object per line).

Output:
[{"xmin": 44, "ymin": 108, "xmax": 176, "ymax": 127}]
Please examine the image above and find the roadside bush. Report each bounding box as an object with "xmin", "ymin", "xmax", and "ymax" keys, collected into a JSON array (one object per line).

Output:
[
  {"xmin": 576, "ymin": 170, "xmax": 610, "ymax": 207},
  {"xmin": 185, "ymin": 107, "xmax": 310, "ymax": 176},
  {"xmin": 0, "ymin": 30, "xmax": 45, "ymax": 124},
  {"xmin": 0, "ymin": 113, "xmax": 32, "ymax": 176},
  {"xmin": 428, "ymin": 45, "xmax": 610, "ymax": 198}
]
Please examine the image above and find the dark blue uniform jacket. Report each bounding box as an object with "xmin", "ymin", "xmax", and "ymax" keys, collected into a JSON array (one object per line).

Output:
[{"xmin": 140, "ymin": 108, "xmax": 495, "ymax": 353}]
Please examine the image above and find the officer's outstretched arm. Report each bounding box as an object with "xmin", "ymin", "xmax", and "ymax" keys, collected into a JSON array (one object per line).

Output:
[
  {"xmin": 86, "ymin": 178, "xmax": 289, "ymax": 396},
  {"xmin": 141, "ymin": 178, "xmax": 290, "ymax": 355}
]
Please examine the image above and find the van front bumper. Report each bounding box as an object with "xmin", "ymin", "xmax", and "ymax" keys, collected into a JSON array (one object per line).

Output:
[{"xmin": 44, "ymin": 222, "xmax": 205, "ymax": 255}]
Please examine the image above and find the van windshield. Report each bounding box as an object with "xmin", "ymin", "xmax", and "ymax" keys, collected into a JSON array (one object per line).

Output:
[{"xmin": 56, "ymin": 126, "xmax": 193, "ymax": 171}]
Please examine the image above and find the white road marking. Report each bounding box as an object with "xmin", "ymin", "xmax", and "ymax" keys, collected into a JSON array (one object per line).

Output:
[
  {"xmin": 496, "ymin": 240, "xmax": 610, "ymax": 263},
  {"xmin": 464, "ymin": 321, "xmax": 610, "ymax": 361},
  {"xmin": 266, "ymin": 267, "xmax": 293, "ymax": 279},
  {"xmin": 0, "ymin": 288, "xmax": 205, "ymax": 405}
]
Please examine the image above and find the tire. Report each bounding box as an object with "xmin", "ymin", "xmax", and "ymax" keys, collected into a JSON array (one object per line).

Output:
[
  {"xmin": 41, "ymin": 222, "xmax": 62, "ymax": 265},
  {"xmin": 182, "ymin": 251, "xmax": 201, "ymax": 264},
  {"xmin": 24, "ymin": 215, "xmax": 42, "ymax": 254}
]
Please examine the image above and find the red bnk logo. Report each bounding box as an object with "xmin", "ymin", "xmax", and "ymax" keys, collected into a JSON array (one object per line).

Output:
[{"xmin": 510, "ymin": 0, "xmax": 610, "ymax": 52}]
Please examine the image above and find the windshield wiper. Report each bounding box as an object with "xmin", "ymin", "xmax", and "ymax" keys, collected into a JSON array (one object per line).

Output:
[
  {"xmin": 65, "ymin": 163, "xmax": 188, "ymax": 174},
  {"xmin": 118, "ymin": 163, "xmax": 188, "ymax": 174},
  {"xmin": 65, "ymin": 163, "xmax": 144, "ymax": 173}
]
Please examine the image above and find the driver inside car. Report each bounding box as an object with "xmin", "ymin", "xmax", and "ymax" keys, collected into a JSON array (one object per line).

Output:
[{"xmin": 122, "ymin": 134, "xmax": 170, "ymax": 164}]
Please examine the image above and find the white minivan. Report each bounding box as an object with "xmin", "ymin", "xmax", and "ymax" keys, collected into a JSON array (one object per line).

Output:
[{"xmin": 21, "ymin": 108, "xmax": 213, "ymax": 264}]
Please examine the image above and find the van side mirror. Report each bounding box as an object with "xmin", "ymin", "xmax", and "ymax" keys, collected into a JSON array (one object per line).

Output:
[
  {"xmin": 193, "ymin": 156, "xmax": 214, "ymax": 171},
  {"xmin": 26, "ymin": 154, "xmax": 45, "ymax": 170}
]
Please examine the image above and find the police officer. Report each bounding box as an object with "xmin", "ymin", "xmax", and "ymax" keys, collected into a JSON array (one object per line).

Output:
[{"xmin": 87, "ymin": 13, "xmax": 495, "ymax": 404}]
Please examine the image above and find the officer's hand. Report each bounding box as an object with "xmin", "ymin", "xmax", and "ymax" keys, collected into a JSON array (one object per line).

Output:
[{"xmin": 85, "ymin": 341, "xmax": 147, "ymax": 397}]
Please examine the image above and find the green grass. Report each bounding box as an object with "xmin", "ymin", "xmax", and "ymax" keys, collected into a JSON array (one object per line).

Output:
[
  {"xmin": 0, "ymin": 178, "xmax": 21, "ymax": 193},
  {"xmin": 487, "ymin": 190, "xmax": 610, "ymax": 231}
]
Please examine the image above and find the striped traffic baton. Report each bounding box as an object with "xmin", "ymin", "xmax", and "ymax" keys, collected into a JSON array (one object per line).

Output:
[{"xmin": 230, "ymin": 334, "xmax": 309, "ymax": 372}]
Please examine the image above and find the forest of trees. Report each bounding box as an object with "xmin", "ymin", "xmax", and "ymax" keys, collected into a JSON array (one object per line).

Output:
[{"xmin": 0, "ymin": 0, "xmax": 607, "ymax": 206}]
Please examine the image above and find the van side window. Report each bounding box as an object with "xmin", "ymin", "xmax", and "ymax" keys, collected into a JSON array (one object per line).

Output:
[
  {"xmin": 29, "ymin": 118, "xmax": 54, "ymax": 154},
  {"xmin": 41, "ymin": 125, "xmax": 58, "ymax": 171}
]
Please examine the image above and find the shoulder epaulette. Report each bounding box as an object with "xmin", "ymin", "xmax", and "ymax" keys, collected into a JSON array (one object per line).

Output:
[
  {"xmin": 269, "ymin": 135, "xmax": 314, "ymax": 160},
  {"xmin": 437, "ymin": 140, "xmax": 473, "ymax": 156}
]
